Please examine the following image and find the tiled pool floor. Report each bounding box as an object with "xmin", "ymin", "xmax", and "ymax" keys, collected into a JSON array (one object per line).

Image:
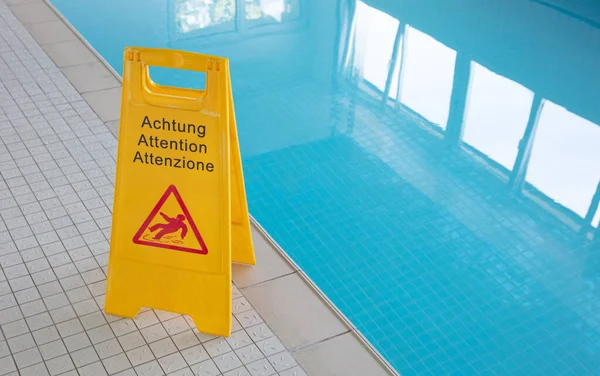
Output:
[{"xmin": 245, "ymin": 125, "xmax": 600, "ymax": 375}]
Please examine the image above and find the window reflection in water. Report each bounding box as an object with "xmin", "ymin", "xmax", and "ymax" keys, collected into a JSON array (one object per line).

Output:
[
  {"xmin": 244, "ymin": 0, "xmax": 300, "ymax": 26},
  {"xmin": 174, "ymin": 0, "xmax": 235, "ymax": 33},
  {"xmin": 526, "ymin": 102, "xmax": 600, "ymax": 220},
  {"xmin": 341, "ymin": 6, "xmax": 600, "ymax": 231},
  {"xmin": 462, "ymin": 63, "xmax": 534, "ymax": 170},
  {"xmin": 387, "ymin": 30, "xmax": 403, "ymax": 101},
  {"xmin": 354, "ymin": 1, "xmax": 399, "ymax": 91},
  {"xmin": 399, "ymin": 26, "xmax": 456, "ymax": 130}
]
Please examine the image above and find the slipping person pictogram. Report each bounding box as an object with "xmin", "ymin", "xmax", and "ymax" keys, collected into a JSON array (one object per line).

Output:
[
  {"xmin": 132, "ymin": 185, "xmax": 208, "ymax": 254},
  {"xmin": 148, "ymin": 212, "xmax": 188, "ymax": 240}
]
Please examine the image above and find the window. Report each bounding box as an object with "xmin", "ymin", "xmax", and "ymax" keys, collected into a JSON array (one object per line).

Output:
[
  {"xmin": 387, "ymin": 26, "xmax": 404, "ymax": 100},
  {"xmin": 244, "ymin": 0, "xmax": 301, "ymax": 27},
  {"xmin": 525, "ymin": 101, "xmax": 600, "ymax": 219},
  {"xmin": 171, "ymin": 0, "xmax": 303, "ymax": 41},
  {"xmin": 353, "ymin": 1, "xmax": 399, "ymax": 92},
  {"xmin": 462, "ymin": 63, "xmax": 534, "ymax": 169},
  {"xmin": 398, "ymin": 26, "xmax": 456, "ymax": 129},
  {"xmin": 174, "ymin": 0, "xmax": 236, "ymax": 34}
]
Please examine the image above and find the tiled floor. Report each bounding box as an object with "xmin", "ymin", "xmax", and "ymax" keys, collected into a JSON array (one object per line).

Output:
[{"xmin": 0, "ymin": 2, "xmax": 313, "ymax": 375}]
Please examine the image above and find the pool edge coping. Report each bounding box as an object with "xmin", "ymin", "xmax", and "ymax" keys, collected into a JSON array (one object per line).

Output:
[{"xmin": 30, "ymin": 1, "xmax": 401, "ymax": 374}]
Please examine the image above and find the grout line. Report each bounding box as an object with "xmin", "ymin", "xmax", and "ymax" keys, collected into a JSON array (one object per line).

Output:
[
  {"xmin": 238, "ymin": 271, "xmax": 297, "ymax": 290},
  {"xmin": 289, "ymin": 330, "xmax": 351, "ymax": 353},
  {"xmin": 31, "ymin": 1, "xmax": 400, "ymax": 375}
]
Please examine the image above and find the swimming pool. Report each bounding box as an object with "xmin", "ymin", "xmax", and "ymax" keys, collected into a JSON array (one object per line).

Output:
[{"xmin": 47, "ymin": 0, "xmax": 600, "ymax": 374}]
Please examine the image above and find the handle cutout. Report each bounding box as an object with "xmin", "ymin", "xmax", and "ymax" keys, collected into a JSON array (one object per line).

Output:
[
  {"xmin": 148, "ymin": 66, "xmax": 207, "ymax": 91},
  {"xmin": 127, "ymin": 47, "xmax": 225, "ymax": 109}
]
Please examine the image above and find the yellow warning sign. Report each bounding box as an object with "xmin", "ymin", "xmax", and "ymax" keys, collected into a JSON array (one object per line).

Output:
[{"xmin": 105, "ymin": 47, "xmax": 255, "ymax": 337}]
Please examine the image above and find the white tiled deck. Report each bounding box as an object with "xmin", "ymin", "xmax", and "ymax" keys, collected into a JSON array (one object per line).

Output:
[{"xmin": 0, "ymin": 0, "xmax": 396, "ymax": 375}]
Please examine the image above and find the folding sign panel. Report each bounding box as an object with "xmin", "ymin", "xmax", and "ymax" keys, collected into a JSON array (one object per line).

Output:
[{"xmin": 105, "ymin": 47, "xmax": 255, "ymax": 337}]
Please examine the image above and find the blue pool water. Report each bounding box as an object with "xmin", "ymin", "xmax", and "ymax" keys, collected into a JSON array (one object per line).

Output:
[{"xmin": 49, "ymin": 0, "xmax": 600, "ymax": 374}]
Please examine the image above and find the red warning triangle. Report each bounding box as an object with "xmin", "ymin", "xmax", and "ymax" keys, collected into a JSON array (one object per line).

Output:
[{"xmin": 133, "ymin": 185, "xmax": 208, "ymax": 255}]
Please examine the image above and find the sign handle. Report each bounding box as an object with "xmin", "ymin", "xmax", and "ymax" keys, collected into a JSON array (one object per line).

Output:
[
  {"xmin": 132, "ymin": 47, "xmax": 217, "ymax": 72},
  {"xmin": 124, "ymin": 47, "xmax": 226, "ymax": 111}
]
